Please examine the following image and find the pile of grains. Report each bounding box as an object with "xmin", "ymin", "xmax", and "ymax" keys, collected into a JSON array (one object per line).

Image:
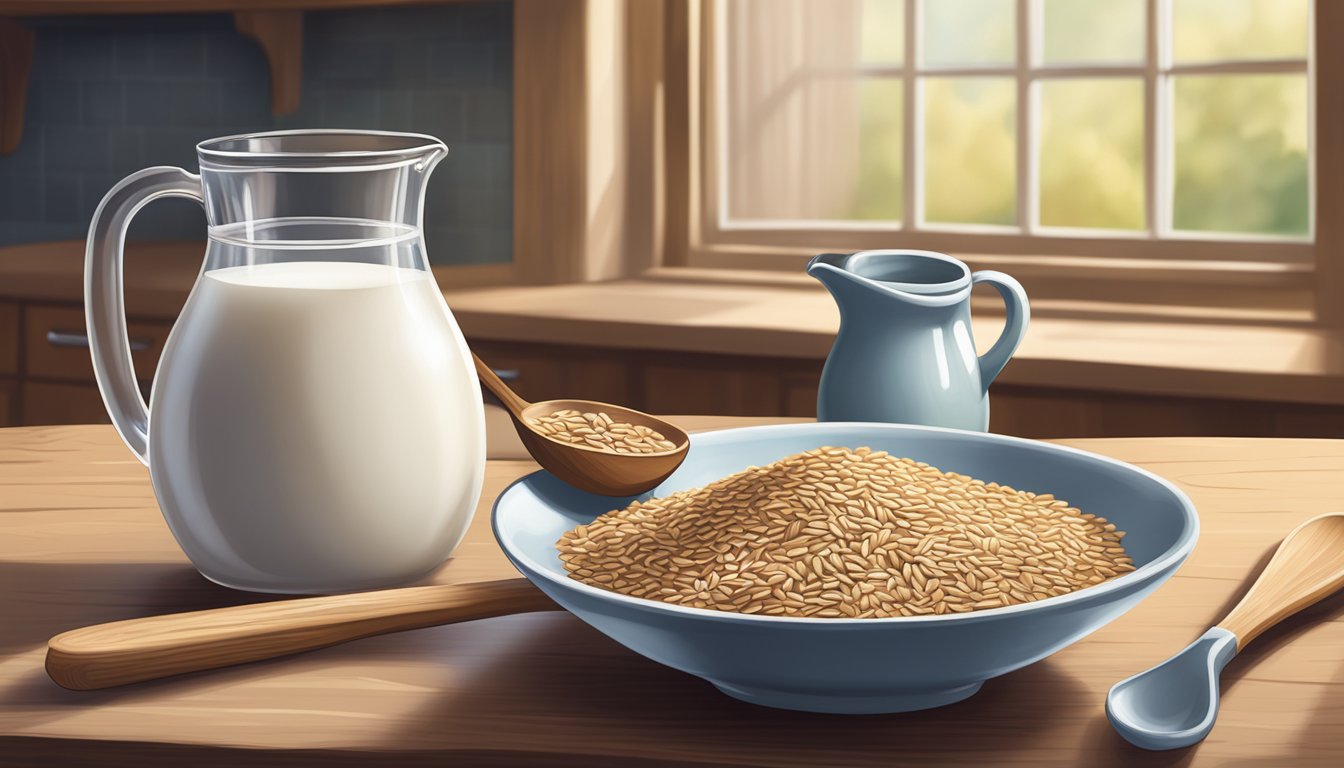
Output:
[
  {"xmin": 556, "ymin": 446, "xmax": 1133, "ymax": 618},
  {"xmin": 527, "ymin": 409, "xmax": 680, "ymax": 454}
]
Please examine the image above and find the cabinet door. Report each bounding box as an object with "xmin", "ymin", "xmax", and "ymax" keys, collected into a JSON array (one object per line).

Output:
[
  {"xmin": 22, "ymin": 381, "xmax": 110, "ymax": 426},
  {"xmin": 469, "ymin": 341, "xmax": 632, "ymax": 406},
  {"xmin": 642, "ymin": 362, "xmax": 785, "ymax": 416},
  {"xmin": 781, "ymin": 375, "xmax": 819, "ymax": 417},
  {"xmin": 0, "ymin": 302, "xmax": 17, "ymax": 375},
  {"xmin": 0, "ymin": 379, "xmax": 14, "ymax": 427},
  {"xmin": 25, "ymin": 305, "xmax": 171, "ymax": 383}
]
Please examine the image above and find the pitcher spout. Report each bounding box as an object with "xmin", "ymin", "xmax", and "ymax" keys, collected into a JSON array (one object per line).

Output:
[
  {"xmin": 807, "ymin": 250, "xmax": 973, "ymax": 313},
  {"xmin": 807, "ymin": 254, "xmax": 890, "ymax": 311}
]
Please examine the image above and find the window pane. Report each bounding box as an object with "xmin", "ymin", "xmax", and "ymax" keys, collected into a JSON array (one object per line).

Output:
[
  {"xmin": 922, "ymin": 0, "xmax": 1014, "ymax": 68},
  {"xmin": 922, "ymin": 77, "xmax": 1015, "ymax": 225},
  {"xmin": 1042, "ymin": 0, "xmax": 1144, "ymax": 65},
  {"xmin": 1172, "ymin": 74, "xmax": 1308, "ymax": 236},
  {"xmin": 1172, "ymin": 0, "xmax": 1309, "ymax": 63},
  {"xmin": 1039, "ymin": 79, "xmax": 1144, "ymax": 230},
  {"xmin": 722, "ymin": 0, "xmax": 882, "ymax": 221},
  {"xmin": 861, "ymin": 0, "xmax": 904, "ymax": 65},
  {"xmin": 851, "ymin": 79, "xmax": 904, "ymax": 220}
]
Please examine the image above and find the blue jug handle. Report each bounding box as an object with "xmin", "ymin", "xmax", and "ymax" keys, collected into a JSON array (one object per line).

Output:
[{"xmin": 971, "ymin": 271, "xmax": 1030, "ymax": 391}]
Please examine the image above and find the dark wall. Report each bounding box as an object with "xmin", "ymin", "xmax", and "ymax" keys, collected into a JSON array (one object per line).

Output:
[{"xmin": 0, "ymin": 2, "xmax": 513, "ymax": 265}]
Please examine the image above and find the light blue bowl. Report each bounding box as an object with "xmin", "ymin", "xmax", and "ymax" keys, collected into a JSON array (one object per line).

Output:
[{"xmin": 492, "ymin": 423, "xmax": 1198, "ymax": 714}]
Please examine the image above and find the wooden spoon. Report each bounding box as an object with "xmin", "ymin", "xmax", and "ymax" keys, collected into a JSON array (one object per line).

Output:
[
  {"xmin": 47, "ymin": 578, "xmax": 557, "ymax": 691},
  {"xmin": 473, "ymin": 352, "xmax": 689, "ymax": 495}
]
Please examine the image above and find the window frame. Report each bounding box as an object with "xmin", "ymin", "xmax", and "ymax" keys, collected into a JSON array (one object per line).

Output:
[{"xmin": 660, "ymin": 0, "xmax": 1336, "ymax": 320}]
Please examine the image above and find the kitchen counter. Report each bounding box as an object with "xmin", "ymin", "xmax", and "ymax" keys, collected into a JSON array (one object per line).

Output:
[
  {"xmin": 4, "ymin": 240, "xmax": 1344, "ymax": 409},
  {"xmin": 2, "ymin": 421, "xmax": 1342, "ymax": 766}
]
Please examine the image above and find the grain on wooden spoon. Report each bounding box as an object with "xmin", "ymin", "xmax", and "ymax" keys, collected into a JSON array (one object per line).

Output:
[{"xmin": 473, "ymin": 352, "xmax": 688, "ymax": 496}]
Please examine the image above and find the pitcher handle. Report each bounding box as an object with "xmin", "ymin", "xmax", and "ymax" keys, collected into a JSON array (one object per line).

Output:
[
  {"xmin": 85, "ymin": 167, "xmax": 204, "ymax": 465},
  {"xmin": 971, "ymin": 270, "xmax": 1030, "ymax": 390}
]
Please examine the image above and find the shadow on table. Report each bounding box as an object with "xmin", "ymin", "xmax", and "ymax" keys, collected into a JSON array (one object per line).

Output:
[
  {"xmin": 1076, "ymin": 538, "xmax": 1344, "ymax": 768},
  {"xmin": 387, "ymin": 530, "xmax": 1344, "ymax": 766},
  {"xmin": 0, "ymin": 559, "xmax": 287, "ymax": 658},
  {"xmin": 385, "ymin": 612, "xmax": 1091, "ymax": 766}
]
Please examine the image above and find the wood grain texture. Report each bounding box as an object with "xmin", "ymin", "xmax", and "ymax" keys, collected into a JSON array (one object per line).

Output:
[
  {"xmin": 1219, "ymin": 513, "xmax": 1344, "ymax": 650},
  {"xmin": 2, "ymin": 423, "xmax": 1344, "ymax": 766},
  {"xmin": 47, "ymin": 578, "xmax": 558, "ymax": 690},
  {"xmin": 512, "ymin": 0, "xmax": 587, "ymax": 285},
  {"xmin": 1314, "ymin": 0, "xmax": 1344, "ymax": 328}
]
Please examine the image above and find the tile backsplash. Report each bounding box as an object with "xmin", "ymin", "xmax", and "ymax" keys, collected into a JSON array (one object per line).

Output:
[{"xmin": 0, "ymin": 1, "xmax": 512, "ymax": 265}]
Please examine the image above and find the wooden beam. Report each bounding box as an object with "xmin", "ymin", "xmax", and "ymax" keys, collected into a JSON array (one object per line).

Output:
[
  {"xmin": 234, "ymin": 9, "xmax": 302, "ymax": 116},
  {"xmin": 1314, "ymin": 0, "xmax": 1342, "ymax": 327},
  {"xmin": 0, "ymin": 17, "xmax": 33, "ymax": 155},
  {"xmin": 513, "ymin": 0, "xmax": 588, "ymax": 284},
  {"xmin": 513, "ymin": 0, "xmax": 657, "ymax": 284}
]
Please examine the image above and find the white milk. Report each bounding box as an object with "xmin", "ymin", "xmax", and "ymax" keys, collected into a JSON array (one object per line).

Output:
[{"xmin": 148, "ymin": 261, "xmax": 485, "ymax": 593}]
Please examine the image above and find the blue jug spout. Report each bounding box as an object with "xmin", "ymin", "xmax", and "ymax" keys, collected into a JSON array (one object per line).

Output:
[{"xmin": 807, "ymin": 253, "xmax": 885, "ymax": 307}]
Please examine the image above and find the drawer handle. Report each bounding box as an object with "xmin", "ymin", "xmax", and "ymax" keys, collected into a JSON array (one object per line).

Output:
[
  {"xmin": 493, "ymin": 368, "xmax": 520, "ymax": 382},
  {"xmin": 48, "ymin": 330, "xmax": 151, "ymax": 352}
]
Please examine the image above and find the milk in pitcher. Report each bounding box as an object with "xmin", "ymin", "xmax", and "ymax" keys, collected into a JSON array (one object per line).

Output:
[{"xmin": 149, "ymin": 259, "xmax": 485, "ymax": 593}]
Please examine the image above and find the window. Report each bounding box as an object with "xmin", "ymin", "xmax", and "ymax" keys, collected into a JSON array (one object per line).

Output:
[{"xmin": 674, "ymin": 0, "xmax": 1323, "ymax": 309}]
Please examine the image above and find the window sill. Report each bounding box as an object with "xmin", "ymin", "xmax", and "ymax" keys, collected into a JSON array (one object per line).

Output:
[{"xmin": 443, "ymin": 271, "xmax": 1344, "ymax": 407}]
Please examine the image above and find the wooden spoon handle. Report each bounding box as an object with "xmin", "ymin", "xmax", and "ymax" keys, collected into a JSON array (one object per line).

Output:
[
  {"xmin": 1218, "ymin": 512, "xmax": 1344, "ymax": 650},
  {"xmin": 472, "ymin": 352, "xmax": 531, "ymax": 416},
  {"xmin": 47, "ymin": 578, "xmax": 558, "ymax": 691}
]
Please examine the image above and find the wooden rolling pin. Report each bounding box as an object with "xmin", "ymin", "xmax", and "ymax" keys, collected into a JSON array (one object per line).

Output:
[{"xmin": 46, "ymin": 578, "xmax": 559, "ymax": 690}]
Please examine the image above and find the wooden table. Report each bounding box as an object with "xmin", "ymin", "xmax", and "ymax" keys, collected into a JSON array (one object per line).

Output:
[{"xmin": 2, "ymin": 423, "xmax": 1343, "ymax": 766}]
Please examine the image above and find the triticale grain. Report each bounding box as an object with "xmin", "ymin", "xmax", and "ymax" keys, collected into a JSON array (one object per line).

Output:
[{"xmin": 556, "ymin": 447, "xmax": 1134, "ymax": 618}]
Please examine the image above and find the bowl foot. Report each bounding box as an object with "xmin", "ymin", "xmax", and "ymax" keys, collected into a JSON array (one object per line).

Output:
[{"xmin": 710, "ymin": 680, "xmax": 984, "ymax": 714}]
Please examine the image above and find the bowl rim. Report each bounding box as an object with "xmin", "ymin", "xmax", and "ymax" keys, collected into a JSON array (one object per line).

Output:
[{"xmin": 492, "ymin": 422, "xmax": 1200, "ymax": 626}]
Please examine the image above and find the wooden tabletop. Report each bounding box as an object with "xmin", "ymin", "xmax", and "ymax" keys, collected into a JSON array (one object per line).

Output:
[{"xmin": 2, "ymin": 423, "xmax": 1343, "ymax": 766}]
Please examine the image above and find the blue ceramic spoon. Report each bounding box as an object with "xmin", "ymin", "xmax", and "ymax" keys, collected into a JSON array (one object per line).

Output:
[{"xmin": 1107, "ymin": 512, "xmax": 1344, "ymax": 750}]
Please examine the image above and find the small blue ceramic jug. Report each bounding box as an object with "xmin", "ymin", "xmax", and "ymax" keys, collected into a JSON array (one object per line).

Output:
[{"xmin": 809, "ymin": 250, "xmax": 1029, "ymax": 431}]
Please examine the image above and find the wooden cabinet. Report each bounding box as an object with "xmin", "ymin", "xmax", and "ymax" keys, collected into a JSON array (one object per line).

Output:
[
  {"xmin": 5, "ymin": 307, "xmax": 1344, "ymax": 437},
  {"xmin": 0, "ymin": 304, "xmax": 167, "ymax": 426},
  {"xmin": 0, "ymin": 302, "xmax": 17, "ymax": 376},
  {"xmin": 24, "ymin": 305, "xmax": 172, "ymax": 383},
  {"xmin": 473, "ymin": 341, "xmax": 633, "ymax": 407},
  {"xmin": 0, "ymin": 302, "xmax": 17, "ymax": 425},
  {"xmin": 21, "ymin": 381, "xmax": 109, "ymax": 426},
  {"xmin": 0, "ymin": 379, "xmax": 14, "ymax": 427},
  {"xmin": 469, "ymin": 340, "xmax": 1344, "ymax": 439},
  {"xmin": 470, "ymin": 341, "xmax": 826, "ymax": 419},
  {"xmin": 2, "ymin": 240, "xmax": 1344, "ymax": 437},
  {"xmin": 0, "ymin": 240, "xmax": 196, "ymax": 426}
]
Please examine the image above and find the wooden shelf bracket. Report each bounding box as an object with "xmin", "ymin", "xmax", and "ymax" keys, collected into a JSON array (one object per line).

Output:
[
  {"xmin": 0, "ymin": 17, "xmax": 33, "ymax": 155},
  {"xmin": 234, "ymin": 9, "xmax": 303, "ymax": 116}
]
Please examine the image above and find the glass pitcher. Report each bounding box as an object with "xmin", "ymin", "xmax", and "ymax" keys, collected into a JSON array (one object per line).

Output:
[{"xmin": 85, "ymin": 130, "xmax": 486, "ymax": 594}]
